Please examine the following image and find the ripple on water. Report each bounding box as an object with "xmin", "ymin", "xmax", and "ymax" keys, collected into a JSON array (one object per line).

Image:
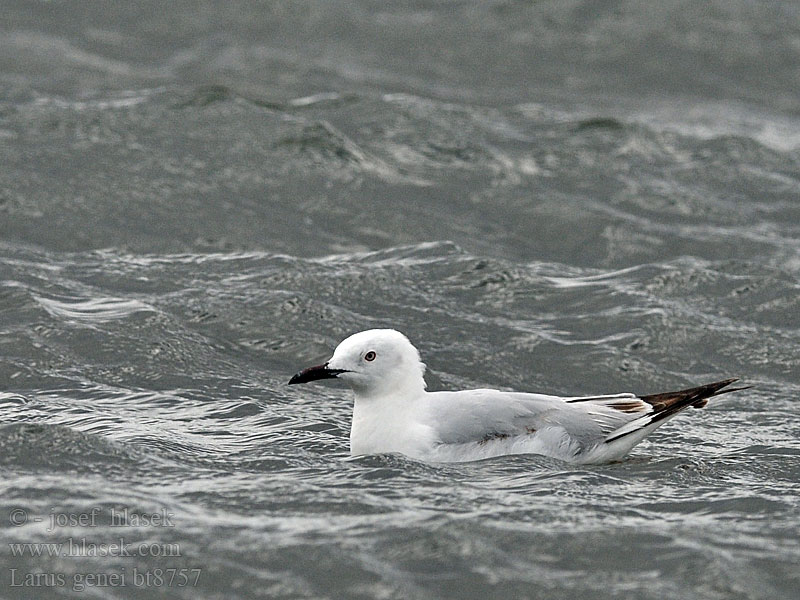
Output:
[{"xmin": 33, "ymin": 294, "xmax": 156, "ymax": 323}]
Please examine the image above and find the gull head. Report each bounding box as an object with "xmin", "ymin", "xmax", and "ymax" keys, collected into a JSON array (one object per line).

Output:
[{"xmin": 288, "ymin": 329, "xmax": 427, "ymax": 398}]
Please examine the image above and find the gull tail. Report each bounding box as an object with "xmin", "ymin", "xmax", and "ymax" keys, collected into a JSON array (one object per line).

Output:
[{"xmin": 604, "ymin": 378, "xmax": 751, "ymax": 445}]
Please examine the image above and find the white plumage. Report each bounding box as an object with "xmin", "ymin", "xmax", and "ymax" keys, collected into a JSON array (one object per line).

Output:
[{"xmin": 289, "ymin": 329, "xmax": 746, "ymax": 464}]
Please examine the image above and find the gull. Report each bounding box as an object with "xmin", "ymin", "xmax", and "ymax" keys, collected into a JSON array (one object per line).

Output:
[{"xmin": 288, "ymin": 329, "xmax": 749, "ymax": 464}]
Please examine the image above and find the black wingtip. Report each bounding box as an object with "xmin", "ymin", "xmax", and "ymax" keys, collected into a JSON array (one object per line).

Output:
[
  {"xmin": 604, "ymin": 378, "xmax": 751, "ymax": 444},
  {"xmin": 639, "ymin": 378, "xmax": 748, "ymax": 408},
  {"xmin": 709, "ymin": 380, "xmax": 754, "ymax": 396}
]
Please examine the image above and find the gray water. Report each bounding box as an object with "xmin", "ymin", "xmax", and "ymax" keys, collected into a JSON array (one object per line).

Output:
[{"xmin": 1, "ymin": 2, "xmax": 799, "ymax": 598}]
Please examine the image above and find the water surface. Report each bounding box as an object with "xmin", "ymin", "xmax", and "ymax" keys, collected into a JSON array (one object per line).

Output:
[{"xmin": 1, "ymin": 2, "xmax": 799, "ymax": 598}]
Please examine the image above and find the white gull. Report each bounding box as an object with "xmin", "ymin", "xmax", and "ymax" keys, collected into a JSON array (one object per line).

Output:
[{"xmin": 288, "ymin": 329, "xmax": 748, "ymax": 464}]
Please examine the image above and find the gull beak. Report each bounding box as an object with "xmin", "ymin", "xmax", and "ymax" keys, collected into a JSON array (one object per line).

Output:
[{"xmin": 288, "ymin": 363, "xmax": 349, "ymax": 385}]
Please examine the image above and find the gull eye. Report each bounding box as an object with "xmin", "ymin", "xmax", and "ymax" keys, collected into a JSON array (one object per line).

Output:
[{"xmin": 364, "ymin": 351, "xmax": 377, "ymax": 362}]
